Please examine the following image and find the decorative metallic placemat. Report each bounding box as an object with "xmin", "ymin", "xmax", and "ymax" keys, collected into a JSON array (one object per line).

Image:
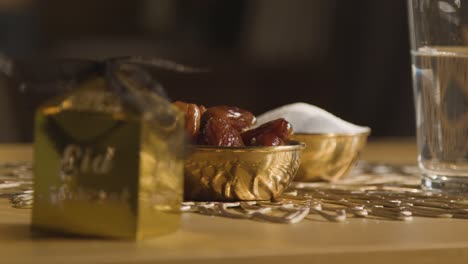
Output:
[
  {"xmin": 4, "ymin": 161, "xmax": 468, "ymax": 223},
  {"xmin": 0, "ymin": 161, "xmax": 33, "ymax": 208}
]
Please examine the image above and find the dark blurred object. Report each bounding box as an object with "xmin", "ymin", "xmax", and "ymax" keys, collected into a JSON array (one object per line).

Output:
[
  {"xmin": 0, "ymin": 0, "xmax": 414, "ymax": 142},
  {"xmin": 332, "ymin": 0, "xmax": 413, "ymax": 139}
]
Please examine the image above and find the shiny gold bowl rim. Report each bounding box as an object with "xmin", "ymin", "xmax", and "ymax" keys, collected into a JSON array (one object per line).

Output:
[
  {"xmin": 189, "ymin": 140, "xmax": 306, "ymax": 153},
  {"xmin": 293, "ymin": 130, "xmax": 371, "ymax": 138}
]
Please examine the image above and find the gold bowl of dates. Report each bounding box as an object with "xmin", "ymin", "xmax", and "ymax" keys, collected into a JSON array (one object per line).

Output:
[
  {"xmin": 184, "ymin": 141, "xmax": 305, "ymax": 201},
  {"xmin": 174, "ymin": 101, "xmax": 305, "ymax": 201},
  {"xmin": 291, "ymin": 132, "xmax": 369, "ymax": 182}
]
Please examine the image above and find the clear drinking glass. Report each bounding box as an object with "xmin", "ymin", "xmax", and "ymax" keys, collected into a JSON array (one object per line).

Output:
[{"xmin": 408, "ymin": 0, "xmax": 468, "ymax": 192}]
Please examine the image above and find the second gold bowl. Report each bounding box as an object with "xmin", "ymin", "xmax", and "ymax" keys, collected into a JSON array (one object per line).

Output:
[
  {"xmin": 184, "ymin": 141, "xmax": 305, "ymax": 201},
  {"xmin": 292, "ymin": 132, "xmax": 369, "ymax": 182}
]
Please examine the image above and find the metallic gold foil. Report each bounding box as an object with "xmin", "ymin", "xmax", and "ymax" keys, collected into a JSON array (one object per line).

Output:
[{"xmin": 32, "ymin": 76, "xmax": 185, "ymax": 240}]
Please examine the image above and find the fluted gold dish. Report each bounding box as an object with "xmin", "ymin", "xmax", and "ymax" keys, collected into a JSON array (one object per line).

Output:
[
  {"xmin": 184, "ymin": 141, "xmax": 305, "ymax": 201},
  {"xmin": 292, "ymin": 132, "xmax": 369, "ymax": 182}
]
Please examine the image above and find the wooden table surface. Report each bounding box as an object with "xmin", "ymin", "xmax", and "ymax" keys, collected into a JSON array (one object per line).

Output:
[{"xmin": 2, "ymin": 138, "xmax": 468, "ymax": 264}]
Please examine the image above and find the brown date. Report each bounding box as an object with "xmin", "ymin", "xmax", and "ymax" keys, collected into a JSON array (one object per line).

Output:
[
  {"xmin": 241, "ymin": 118, "xmax": 293, "ymax": 146},
  {"xmin": 199, "ymin": 105, "xmax": 207, "ymax": 115},
  {"xmin": 201, "ymin": 106, "xmax": 256, "ymax": 133},
  {"xmin": 199, "ymin": 117, "xmax": 245, "ymax": 147},
  {"xmin": 173, "ymin": 101, "xmax": 205, "ymax": 142}
]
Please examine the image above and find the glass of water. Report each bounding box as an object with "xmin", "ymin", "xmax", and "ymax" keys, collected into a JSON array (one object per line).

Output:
[{"xmin": 408, "ymin": 0, "xmax": 468, "ymax": 192}]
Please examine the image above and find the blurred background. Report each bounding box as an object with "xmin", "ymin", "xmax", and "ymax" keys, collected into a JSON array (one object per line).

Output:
[{"xmin": 0, "ymin": 0, "xmax": 413, "ymax": 142}]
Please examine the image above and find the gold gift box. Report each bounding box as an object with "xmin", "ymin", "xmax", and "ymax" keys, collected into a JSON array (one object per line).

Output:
[{"xmin": 32, "ymin": 69, "xmax": 185, "ymax": 239}]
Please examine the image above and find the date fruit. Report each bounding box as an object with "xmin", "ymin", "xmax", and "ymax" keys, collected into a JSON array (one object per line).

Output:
[
  {"xmin": 201, "ymin": 106, "xmax": 256, "ymax": 133},
  {"xmin": 173, "ymin": 101, "xmax": 205, "ymax": 142},
  {"xmin": 241, "ymin": 118, "xmax": 293, "ymax": 146},
  {"xmin": 174, "ymin": 101, "xmax": 293, "ymax": 147},
  {"xmin": 199, "ymin": 117, "xmax": 245, "ymax": 147}
]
